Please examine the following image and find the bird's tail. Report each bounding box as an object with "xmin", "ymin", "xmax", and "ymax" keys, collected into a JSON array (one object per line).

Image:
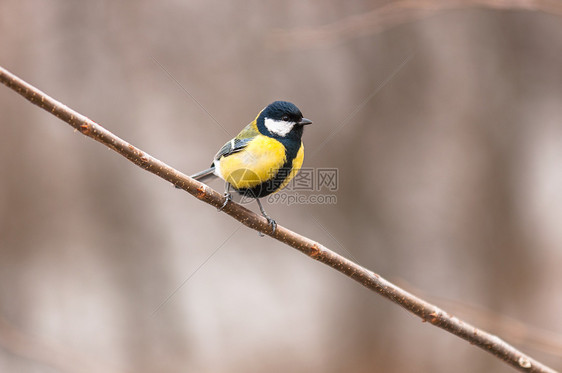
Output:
[{"xmin": 190, "ymin": 167, "xmax": 216, "ymax": 183}]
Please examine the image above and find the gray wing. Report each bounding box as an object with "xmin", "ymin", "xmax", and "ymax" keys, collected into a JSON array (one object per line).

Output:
[
  {"xmin": 214, "ymin": 137, "xmax": 252, "ymax": 161},
  {"xmin": 214, "ymin": 122, "xmax": 260, "ymax": 160}
]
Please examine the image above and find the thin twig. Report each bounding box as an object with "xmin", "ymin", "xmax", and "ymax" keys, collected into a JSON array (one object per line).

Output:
[
  {"xmin": 397, "ymin": 280, "xmax": 562, "ymax": 360},
  {"xmin": 0, "ymin": 65, "xmax": 557, "ymax": 373},
  {"xmin": 269, "ymin": 0, "xmax": 562, "ymax": 50}
]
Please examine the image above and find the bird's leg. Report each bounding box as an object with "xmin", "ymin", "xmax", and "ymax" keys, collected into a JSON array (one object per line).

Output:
[
  {"xmin": 218, "ymin": 182, "xmax": 232, "ymax": 211},
  {"xmin": 256, "ymin": 198, "xmax": 277, "ymax": 235}
]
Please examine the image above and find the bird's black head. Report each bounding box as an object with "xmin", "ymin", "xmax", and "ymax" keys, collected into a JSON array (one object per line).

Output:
[{"xmin": 256, "ymin": 101, "xmax": 312, "ymax": 140}]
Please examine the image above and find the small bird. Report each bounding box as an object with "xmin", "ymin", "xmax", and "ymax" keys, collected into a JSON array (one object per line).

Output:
[{"xmin": 191, "ymin": 101, "xmax": 312, "ymax": 233}]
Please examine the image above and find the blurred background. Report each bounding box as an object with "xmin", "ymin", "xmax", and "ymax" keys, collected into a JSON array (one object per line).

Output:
[{"xmin": 1, "ymin": 1, "xmax": 561, "ymax": 372}]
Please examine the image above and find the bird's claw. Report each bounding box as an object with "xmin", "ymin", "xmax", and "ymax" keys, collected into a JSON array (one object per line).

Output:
[
  {"xmin": 267, "ymin": 217, "xmax": 277, "ymax": 233},
  {"xmin": 217, "ymin": 193, "xmax": 232, "ymax": 211},
  {"xmin": 258, "ymin": 216, "xmax": 277, "ymax": 237}
]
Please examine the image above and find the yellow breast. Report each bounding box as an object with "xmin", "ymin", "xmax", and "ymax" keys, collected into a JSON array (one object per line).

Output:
[{"xmin": 218, "ymin": 135, "xmax": 287, "ymax": 189}]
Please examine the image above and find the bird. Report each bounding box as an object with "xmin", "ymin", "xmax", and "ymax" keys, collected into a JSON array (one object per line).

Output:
[{"xmin": 191, "ymin": 101, "xmax": 312, "ymax": 233}]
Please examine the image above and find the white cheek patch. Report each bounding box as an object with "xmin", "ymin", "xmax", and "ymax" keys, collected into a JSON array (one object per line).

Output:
[{"xmin": 264, "ymin": 118, "xmax": 295, "ymax": 137}]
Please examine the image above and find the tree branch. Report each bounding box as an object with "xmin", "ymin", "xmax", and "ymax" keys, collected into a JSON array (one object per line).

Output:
[{"xmin": 0, "ymin": 65, "xmax": 557, "ymax": 373}]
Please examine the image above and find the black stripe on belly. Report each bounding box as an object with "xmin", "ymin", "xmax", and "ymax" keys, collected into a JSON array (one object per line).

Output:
[{"xmin": 236, "ymin": 139, "xmax": 301, "ymax": 199}]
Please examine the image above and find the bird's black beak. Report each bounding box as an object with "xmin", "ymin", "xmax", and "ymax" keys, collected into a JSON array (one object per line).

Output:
[{"xmin": 298, "ymin": 118, "xmax": 312, "ymax": 126}]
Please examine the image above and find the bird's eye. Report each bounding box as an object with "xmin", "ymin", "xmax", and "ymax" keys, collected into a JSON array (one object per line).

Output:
[{"xmin": 282, "ymin": 115, "xmax": 289, "ymax": 121}]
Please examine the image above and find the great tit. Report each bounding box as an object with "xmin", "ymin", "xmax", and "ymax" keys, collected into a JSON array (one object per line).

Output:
[{"xmin": 191, "ymin": 101, "xmax": 312, "ymax": 232}]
